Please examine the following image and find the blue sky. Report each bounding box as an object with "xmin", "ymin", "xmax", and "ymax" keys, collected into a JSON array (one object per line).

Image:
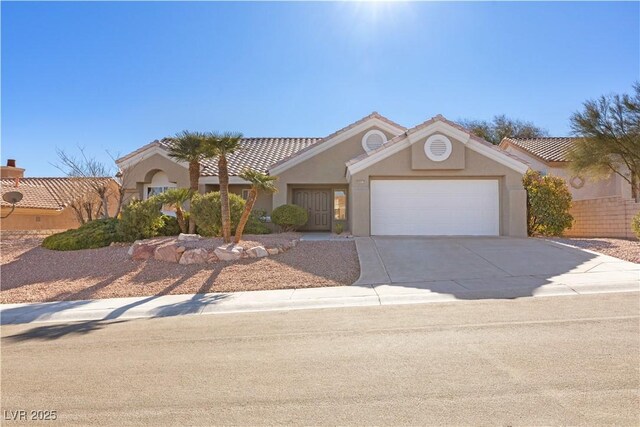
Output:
[{"xmin": 3, "ymin": 1, "xmax": 638, "ymax": 176}]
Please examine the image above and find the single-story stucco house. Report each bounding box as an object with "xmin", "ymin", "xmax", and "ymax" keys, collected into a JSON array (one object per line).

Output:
[
  {"xmin": 500, "ymin": 137, "xmax": 640, "ymax": 239},
  {"xmin": 116, "ymin": 113, "xmax": 530, "ymax": 237},
  {"xmin": 0, "ymin": 160, "xmax": 119, "ymax": 234}
]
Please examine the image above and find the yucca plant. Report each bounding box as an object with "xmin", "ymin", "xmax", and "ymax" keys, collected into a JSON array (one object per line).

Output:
[
  {"xmin": 156, "ymin": 188, "xmax": 193, "ymax": 234},
  {"xmin": 234, "ymin": 169, "xmax": 278, "ymax": 243}
]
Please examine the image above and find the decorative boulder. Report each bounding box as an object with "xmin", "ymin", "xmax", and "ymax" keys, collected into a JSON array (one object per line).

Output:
[
  {"xmin": 179, "ymin": 248, "xmax": 209, "ymax": 265},
  {"xmin": 131, "ymin": 243, "xmax": 155, "ymax": 261},
  {"xmin": 247, "ymin": 246, "xmax": 269, "ymax": 258},
  {"xmin": 128, "ymin": 240, "xmax": 143, "ymax": 256},
  {"xmin": 207, "ymin": 252, "xmax": 219, "ymax": 263},
  {"xmin": 214, "ymin": 244, "xmax": 243, "ymax": 261},
  {"xmin": 177, "ymin": 233, "xmax": 201, "ymax": 241},
  {"xmin": 267, "ymin": 248, "xmax": 279, "ymax": 256},
  {"xmin": 154, "ymin": 244, "xmax": 185, "ymax": 263}
]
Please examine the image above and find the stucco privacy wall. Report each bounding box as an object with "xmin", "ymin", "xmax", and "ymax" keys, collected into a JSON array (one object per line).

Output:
[
  {"xmin": 122, "ymin": 153, "xmax": 190, "ymax": 202},
  {"xmin": 503, "ymin": 145, "xmax": 626, "ymax": 201},
  {"xmin": 349, "ymin": 133, "xmax": 528, "ymax": 237},
  {"xmin": 272, "ymin": 126, "xmax": 397, "ymax": 208},
  {"xmin": 565, "ymin": 196, "xmax": 640, "ymax": 239}
]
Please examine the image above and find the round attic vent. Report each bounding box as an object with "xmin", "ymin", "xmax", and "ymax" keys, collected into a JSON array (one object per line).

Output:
[
  {"xmin": 362, "ymin": 130, "xmax": 387, "ymax": 153},
  {"xmin": 424, "ymin": 134, "xmax": 452, "ymax": 162}
]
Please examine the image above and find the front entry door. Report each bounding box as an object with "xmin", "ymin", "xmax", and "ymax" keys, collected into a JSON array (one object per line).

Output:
[{"xmin": 293, "ymin": 189, "xmax": 331, "ymax": 231}]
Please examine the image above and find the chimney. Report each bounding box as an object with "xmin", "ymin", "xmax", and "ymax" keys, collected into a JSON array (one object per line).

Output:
[{"xmin": 1, "ymin": 159, "xmax": 25, "ymax": 179}]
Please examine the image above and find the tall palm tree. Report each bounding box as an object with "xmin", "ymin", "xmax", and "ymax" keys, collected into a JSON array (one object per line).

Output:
[
  {"xmin": 234, "ymin": 169, "xmax": 278, "ymax": 243},
  {"xmin": 167, "ymin": 130, "xmax": 206, "ymax": 233},
  {"xmin": 157, "ymin": 188, "xmax": 193, "ymax": 234},
  {"xmin": 202, "ymin": 131, "xmax": 243, "ymax": 243}
]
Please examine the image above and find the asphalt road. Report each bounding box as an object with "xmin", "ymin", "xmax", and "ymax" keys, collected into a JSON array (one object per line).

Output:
[{"xmin": 2, "ymin": 293, "xmax": 639, "ymax": 426}]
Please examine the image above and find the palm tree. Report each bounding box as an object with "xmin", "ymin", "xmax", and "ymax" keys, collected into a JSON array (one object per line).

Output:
[
  {"xmin": 157, "ymin": 188, "xmax": 193, "ymax": 234},
  {"xmin": 167, "ymin": 130, "xmax": 206, "ymax": 233},
  {"xmin": 202, "ymin": 131, "xmax": 243, "ymax": 243},
  {"xmin": 234, "ymin": 169, "xmax": 278, "ymax": 243}
]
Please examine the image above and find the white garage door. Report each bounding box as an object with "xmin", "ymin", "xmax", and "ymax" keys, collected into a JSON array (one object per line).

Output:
[{"xmin": 370, "ymin": 179, "xmax": 500, "ymax": 236}]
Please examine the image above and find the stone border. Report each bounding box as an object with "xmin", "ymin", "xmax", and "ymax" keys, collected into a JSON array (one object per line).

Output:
[{"xmin": 128, "ymin": 234, "xmax": 300, "ymax": 265}]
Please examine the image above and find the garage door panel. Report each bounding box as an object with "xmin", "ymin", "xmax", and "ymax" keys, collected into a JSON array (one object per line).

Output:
[{"xmin": 370, "ymin": 180, "xmax": 499, "ymax": 236}]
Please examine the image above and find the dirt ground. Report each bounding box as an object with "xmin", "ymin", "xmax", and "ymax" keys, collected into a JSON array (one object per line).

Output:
[
  {"xmin": 545, "ymin": 237, "xmax": 640, "ymax": 263},
  {"xmin": 0, "ymin": 236, "xmax": 360, "ymax": 304}
]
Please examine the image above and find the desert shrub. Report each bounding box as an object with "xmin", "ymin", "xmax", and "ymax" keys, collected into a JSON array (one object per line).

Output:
[
  {"xmin": 271, "ymin": 204, "xmax": 308, "ymax": 232},
  {"xmin": 244, "ymin": 209, "xmax": 271, "ymax": 235},
  {"xmin": 190, "ymin": 192, "xmax": 245, "ymax": 237},
  {"xmin": 523, "ymin": 170, "xmax": 574, "ymax": 236},
  {"xmin": 42, "ymin": 218, "xmax": 121, "ymax": 251},
  {"xmin": 632, "ymin": 212, "xmax": 640, "ymax": 239},
  {"xmin": 117, "ymin": 197, "xmax": 165, "ymax": 241},
  {"xmin": 157, "ymin": 214, "xmax": 181, "ymax": 236},
  {"xmin": 334, "ymin": 222, "xmax": 344, "ymax": 235}
]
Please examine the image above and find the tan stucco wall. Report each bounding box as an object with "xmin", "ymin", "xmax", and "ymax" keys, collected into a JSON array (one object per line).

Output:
[
  {"xmin": 122, "ymin": 153, "xmax": 190, "ymax": 202},
  {"xmin": 411, "ymin": 135, "xmax": 465, "ymax": 170},
  {"xmin": 503, "ymin": 145, "xmax": 626, "ymax": 201},
  {"xmin": 273, "ymin": 126, "xmax": 397, "ymax": 209},
  {"xmin": 350, "ymin": 134, "xmax": 527, "ymax": 237}
]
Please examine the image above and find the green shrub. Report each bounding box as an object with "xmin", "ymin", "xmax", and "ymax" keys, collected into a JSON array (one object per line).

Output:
[
  {"xmin": 190, "ymin": 192, "xmax": 245, "ymax": 237},
  {"xmin": 157, "ymin": 214, "xmax": 181, "ymax": 236},
  {"xmin": 244, "ymin": 209, "xmax": 271, "ymax": 235},
  {"xmin": 117, "ymin": 197, "xmax": 165, "ymax": 241},
  {"xmin": 334, "ymin": 222, "xmax": 344, "ymax": 235},
  {"xmin": 271, "ymin": 204, "xmax": 308, "ymax": 232},
  {"xmin": 42, "ymin": 218, "xmax": 121, "ymax": 251},
  {"xmin": 632, "ymin": 212, "xmax": 640, "ymax": 239},
  {"xmin": 523, "ymin": 170, "xmax": 574, "ymax": 236}
]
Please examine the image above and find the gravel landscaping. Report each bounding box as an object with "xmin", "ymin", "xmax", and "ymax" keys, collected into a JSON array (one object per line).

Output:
[
  {"xmin": 0, "ymin": 235, "xmax": 360, "ymax": 304},
  {"xmin": 545, "ymin": 237, "xmax": 640, "ymax": 263}
]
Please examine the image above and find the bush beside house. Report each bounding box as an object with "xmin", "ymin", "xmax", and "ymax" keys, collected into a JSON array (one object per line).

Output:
[
  {"xmin": 523, "ymin": 170, "xmax": 574, "ymax": 236},
  {"xmin": 42, "ymin": 218, "xmax": 121, "ymax": 251},
  {"xmin": 271, "ymin": 204, "xmax": 308, "ymax": 232},
  {"xmin": 632, "ymin": 212, "xmax": 640, "ymax": 239}
]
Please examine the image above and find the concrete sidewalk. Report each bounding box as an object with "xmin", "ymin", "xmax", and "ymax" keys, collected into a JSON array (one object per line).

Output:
[{"xmin": 2, "ymin": 274, "xmax": 638, "ymax": 325}]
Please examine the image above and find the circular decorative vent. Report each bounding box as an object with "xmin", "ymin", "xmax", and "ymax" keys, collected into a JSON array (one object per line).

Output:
[
  {"xmin": 424, "ymin": 134, "xmax": 452, "ymax": 162},
  {"xmin": 362, "ymin": 130, "xmax": 387, "ymax": 153},
  {"xmin": 570, "ymin": 175, "xmax": 585, "ymax": 189}
]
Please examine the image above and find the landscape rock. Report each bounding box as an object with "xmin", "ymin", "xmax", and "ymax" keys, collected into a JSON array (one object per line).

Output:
[
  {"xmin": 131, "ymin": 244, "xmax": 155, "ymax": 261},
  {"xmin": 247, "ymin": 246, "xmax": 269, "ymax": 258},
  {"xmin": 214, "ymin": 244, "xmax": 243, "ymax": 261},
  {"xmin": 207, "ymin": 252, "xmax": 219, "ymax": 263},
  {"xmin": 154, "ymin": 243, "xmax": 183, "ymax": 263},
  {"xmin": 177, "ymin": 233, "xmax": 201, "ymax": 241},
  {"xmin": 128, "ymin": 240, "xmax": 143, "ymax": 256},
  {"xmin": 179, "ymin": 248, "xmax": 208, "ymax": 265},
  {"xmin": 267, "ymin": 248, "xmax": 279, "ymax": 256}
]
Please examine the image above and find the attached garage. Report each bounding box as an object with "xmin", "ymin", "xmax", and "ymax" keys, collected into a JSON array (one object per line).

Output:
[{"xmin": 370, "ymin": 179, "xmax": 500, "ymax": 236}]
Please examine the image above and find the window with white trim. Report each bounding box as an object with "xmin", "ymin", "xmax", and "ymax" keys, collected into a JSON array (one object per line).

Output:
[
  {"xmin": 361, "ymin": 130, "xmax": 388, "ymax": 153},
  {"xmin": 143, "ymin": 171, "xmax": 177, "ymax": 216}
]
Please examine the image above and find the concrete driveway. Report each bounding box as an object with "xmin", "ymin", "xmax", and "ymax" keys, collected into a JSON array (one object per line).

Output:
[{"xmin": 354, "ymin": 236, "xmax": 639, "ymax": 301}]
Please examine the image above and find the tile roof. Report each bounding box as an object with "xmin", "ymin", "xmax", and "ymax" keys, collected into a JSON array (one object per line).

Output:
[
  {"xmin": 346, "ymin": 114, "xmax": 530, "ymax": 168},
  {"xmin": 116, "ymin": 112, "xmax": 405, "ymax": 176},
  {"xmin": 501, "ymin": 137, "xmax": 576, "ymax": 162},
  {"xmin": 267, "ymin": 112, "xmax": 406, "ymax": 172},
  {"xmin": 1, "ymin": 177, "xmax": 116, "ymax": 210},
  {"xmin": 153, "ymin": 137, "xmax": 322, "ymax": 176}
]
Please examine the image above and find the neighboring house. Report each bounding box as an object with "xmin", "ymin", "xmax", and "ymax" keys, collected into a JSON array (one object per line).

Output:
[
  {"xmin": 117, "ymin": 113, "xmax": 529, "ymax": 237},
  {"xmin": 500, "ymin": 137, "xmax": 639, "ymax": 239},
  {"xmin": 0, "ymin": 160, "xmax": 120, "ymax": 233}
]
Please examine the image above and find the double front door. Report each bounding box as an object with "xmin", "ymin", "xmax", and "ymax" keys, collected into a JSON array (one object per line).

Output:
[{"xmin": 292, "ymin": 189, "xmax": 331, "ymax": 231}]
